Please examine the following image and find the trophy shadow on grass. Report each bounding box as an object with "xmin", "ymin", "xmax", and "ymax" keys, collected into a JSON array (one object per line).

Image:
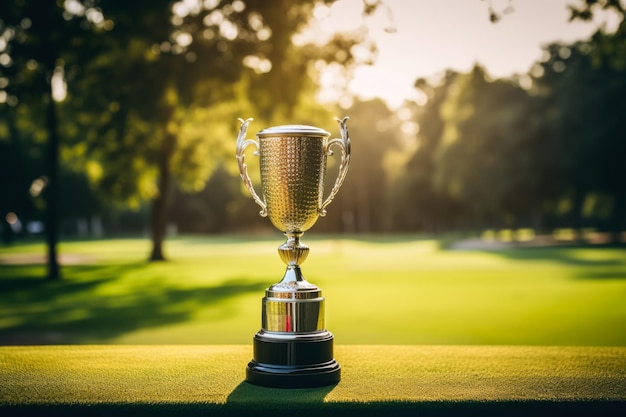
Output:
[{"xmin": 226, "ymin": 381, "xmax": 336, "ymax": 406}]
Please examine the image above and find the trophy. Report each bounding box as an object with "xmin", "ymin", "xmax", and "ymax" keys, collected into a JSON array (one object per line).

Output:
[{"xmin": 236, "ymin": 117, "xmax": 350, "ymax": 388}]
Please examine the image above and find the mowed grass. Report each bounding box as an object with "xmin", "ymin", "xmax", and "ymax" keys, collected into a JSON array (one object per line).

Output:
[{"xmin": 0, "ymin": 235, "xmax": 625, "ymax": 346}]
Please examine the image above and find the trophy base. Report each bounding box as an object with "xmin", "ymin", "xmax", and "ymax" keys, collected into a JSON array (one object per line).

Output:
[{"xmin": 246, "ymin": 330, "xmax": 341, "ymax": 388}]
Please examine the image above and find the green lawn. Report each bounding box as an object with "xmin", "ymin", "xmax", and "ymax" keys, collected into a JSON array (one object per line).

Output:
[{"xmin": 1, "ymin": 235, "xmax": 625, "ymax": 346}]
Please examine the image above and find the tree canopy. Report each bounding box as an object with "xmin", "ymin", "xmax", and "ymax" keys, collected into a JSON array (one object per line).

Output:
[{"xmin": 1, "ymin": 0, "xmax": 378, "ymax": 271}]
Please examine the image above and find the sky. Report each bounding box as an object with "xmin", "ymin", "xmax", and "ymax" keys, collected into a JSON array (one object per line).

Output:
[{"xmin": 314, "ymin": 0, "xmax": 619, "ymax": 108}]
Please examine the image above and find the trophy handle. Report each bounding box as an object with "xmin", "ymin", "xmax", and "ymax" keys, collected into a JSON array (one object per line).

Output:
[
  {"xmin": 236, "ymin": 118, "xmax": 268, "ymax": 217},
  {"xmin": 319, "ymin": 116, "xmax": 351, "ymax": 216}
]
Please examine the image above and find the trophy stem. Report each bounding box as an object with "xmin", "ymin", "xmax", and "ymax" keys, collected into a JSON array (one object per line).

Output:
[
  {"xmin": 278, "ymin": 232, "xmax": 308, "ymax": 266},
  {"xmin": 274, "ymin": 232, "xmax": 317, "ymax": 290}
]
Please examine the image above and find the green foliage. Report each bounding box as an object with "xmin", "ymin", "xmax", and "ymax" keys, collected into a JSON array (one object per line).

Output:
[
  {"xmin": 531, "ymin": 22, "xmax": 626, "ymax": 232},
  {"xmin": 393, "ymin": 17, "xmax": 626, "ymax": 235},
  {"xmin": 391, "ymin": 73, "xmax": 460, "ymax": 232},
  {"xmin": 569, "ymin": 0, "xmax": 625, "ymax": 22},
  {"xmin": 435, "ymin": 66, "xmax": 538, "ymax": 224},
  {"xmin": 60, "ymin": 0, "xmax": 366, "ymax": 206},
  {"xmin": 319, "ymin": 98, "xmax": 403, "ymax": 233}
]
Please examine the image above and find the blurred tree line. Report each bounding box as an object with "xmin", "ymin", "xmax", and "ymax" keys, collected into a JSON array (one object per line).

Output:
[
  {"xmin": 1, "ymin": 0, "xmax": 625, "ymax": 279},
  {"xmin": 394, "ymin": 10, "xmax": 626, "ymax": 241}
]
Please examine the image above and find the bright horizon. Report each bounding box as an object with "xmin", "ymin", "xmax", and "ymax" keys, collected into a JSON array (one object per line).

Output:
[{"xmin": 315, "ymin": 0, "xmax": 620, "ymax": 108}]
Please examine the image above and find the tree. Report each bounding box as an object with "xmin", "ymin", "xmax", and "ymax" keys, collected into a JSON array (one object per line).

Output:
[
  {"xmin": 0, "ymin": 1, "xmax": 104, "ymax": 279},
  {"xmin": 317, "ymin": 98, "xmax": 402, "ymax": 233},
  {"xmin": 64, "ymin": 0, "xmax": 376, "ymax": 260},
  {"xmin": 425, "ymin": 66, "xmax": 535, "ymax": 229},
  {"xmin": 568, "ymin": 0, "xmax": 625, "ymax": 22},
  {"xmin": 531, "ymin": 23, "xmax": 626, "ymax": 239},
  {"xmin": 0, "ymin": 103, "xmax": 42, "ymax": 244},
  {"xmin": 392, "ymin": 71, "xmax": 466, "ymax": 232}
]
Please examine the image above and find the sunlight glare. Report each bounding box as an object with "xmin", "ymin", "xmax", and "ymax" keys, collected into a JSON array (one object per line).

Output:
[
  {"xmin": 184, "ymin": 0, "xmax": 202, "ymax": 15},
  {"xmin": 317, "ymin": 62, "xmax": 346, "ymax": 103},
  {"xmin": 29, "ymin": 177, "xmax": 47, "ymax": 197},
  {"xmin": 203, "ymin": 0, "xmax": 219, "ymax": 10},
  {"xmin": 397, "ymin": 107, "xmax": 412, "ymax": 120},
  {"xmin": 530, "ymin": 64, "xmax": 545, "ymax": 78},
  {"xmin": 317, "ymin": 0, "xmax": 363, "ymax": 33},
  {"xmin": 413, "ymin": 89, "xmax": 428, "ymax": 106},
  {"xmin": 219, "ymin": 20, "xmax": 238, "ymax": 40},
  {"xmin": 203, "ymin": 10, "xmax": 224, "ymax": 26},
  {"xmin": 232, "ymin": 0, "xmax": 245, "ymax": 13},
  {"xmin": 51, "ymin": 66, "xmax": 67, "ymax": 102},
  {"xmin": 172, "ymin": 2, "xmax": 190, "ymax": 18},
  {"xmin": 85, "ymin": 8, "xmax": 104, "ymax": 25},
  {"xmin": 518, "ymin": 74, "xmax": 532, "ymax": 90},
  {"xmin": 558, "ymin": 46, "xmax": 572, "ymax": 59},
  {"xmin": 243, "ymin": 55, "xmax": 272, "ymax": 74},
  {"xmin": 0, "ymin": 53, "xmax": 11, "ymax": 67},
  {"xmin": 339, "ymin": 96, "xmax": 354, "ymax": 109},
  {"xmin": 63, "ymin": 0, "xmax": 85, "ymax": 16},
  {"xmin": 315, "ymin": 0, "xmax": 611, "ymax": 109},
  {"xmin": 172, "ymin": 31, "xmax": 193, "ymax": 47},
  {"xmin": 5, "ymin": 212, "xmax": 18, "ymax": 225},
  {"xmin": 401, "ymin": 121, "xmax": 419, "ymax": 135}
]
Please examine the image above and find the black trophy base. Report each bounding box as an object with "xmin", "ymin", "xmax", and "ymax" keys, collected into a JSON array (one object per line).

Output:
[{"xmin": 246, "ymin": 330, "xmax": 341, "ymax": 388}]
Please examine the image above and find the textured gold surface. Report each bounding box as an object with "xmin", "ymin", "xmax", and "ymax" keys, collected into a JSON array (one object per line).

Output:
[{"xmin": 260, "ymin": 136, "xmax": 327, "ymax": 233}]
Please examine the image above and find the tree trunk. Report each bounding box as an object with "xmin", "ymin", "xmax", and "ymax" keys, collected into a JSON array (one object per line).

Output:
[
  {"xmin": 569, "ymin": 189, "xmax": 586, "ymax": 243},
  {"xmin": 610, "ymin": 192, "xmax": 625, "ymax": 244},
  {"xmin": 45, "ymin": 81, "xmax": 61, "ymax": 280},
  {"xmin": 148, "ymin": 129, "xmax": 176, "ymax": 262}
]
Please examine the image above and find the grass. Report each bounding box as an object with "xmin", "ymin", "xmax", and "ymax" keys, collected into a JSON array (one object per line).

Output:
[
  {"xmin": 3, "ymin": 345, "xmax": 625, "ymax": 406},
  {"xmin": 1, "ymin": 235, "xmax": 625, "ymax": 346}
]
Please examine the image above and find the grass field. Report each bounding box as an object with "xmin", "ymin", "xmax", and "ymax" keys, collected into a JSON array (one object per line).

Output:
[{"xmin": 1, "ymin": 235, "xmax": 625, "ymax": 346}]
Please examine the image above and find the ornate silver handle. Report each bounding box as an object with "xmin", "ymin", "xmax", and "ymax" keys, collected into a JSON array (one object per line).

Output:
[
  {"xmin": 320, "ymin": 117, "xmax": 351, "ymax": 216},
  {"xmin": 236, "ymin": 118, "xmax": 268, "ymax": 217}
]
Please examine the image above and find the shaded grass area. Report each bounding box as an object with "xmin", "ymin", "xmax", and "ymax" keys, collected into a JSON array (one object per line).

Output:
[
  {"xmin": 0, "ymin": 264, "xmax": 265, "ymax": 344},
  {"xmin": 1, "ymin": 235, "xmax": 625, "ymax": 345}
]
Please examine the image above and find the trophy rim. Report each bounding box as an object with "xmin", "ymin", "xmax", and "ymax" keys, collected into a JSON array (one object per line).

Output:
[{"xmin": 257, "ymin": 124, "xmax": 330, "ymax": 138}]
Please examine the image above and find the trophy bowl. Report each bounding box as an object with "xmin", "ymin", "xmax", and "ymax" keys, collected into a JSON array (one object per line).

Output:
[{"xmin": 236, "ymin": 117, "xmax": 350, "ymax": 388}]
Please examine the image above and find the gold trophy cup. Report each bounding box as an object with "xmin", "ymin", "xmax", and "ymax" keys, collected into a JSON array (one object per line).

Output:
[{"xmin": 236, "ymin": 117, "xmax": 350, "ymax": 387}]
